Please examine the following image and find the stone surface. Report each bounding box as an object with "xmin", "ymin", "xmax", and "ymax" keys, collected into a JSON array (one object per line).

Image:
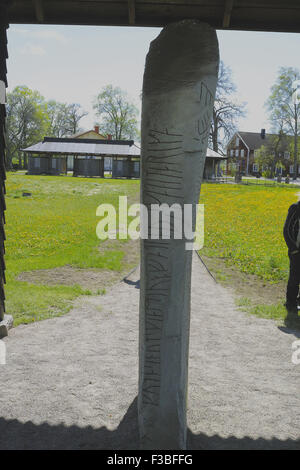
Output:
[
  {"xmin": 0, "ymin": 314, "xmax": 14, "ymax": 339},
  {"xmin": 139, "ymin": 20, "xmax": 219, "ymax": 449}
]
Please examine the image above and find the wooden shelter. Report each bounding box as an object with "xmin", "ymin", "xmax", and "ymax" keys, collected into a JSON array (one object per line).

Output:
[
  {"xmin": 73, "ymin": 156, "xmax": 104, "ymax": 177},
  {"xmin": 0, "ymin": 0, "xmax": 299, "ymax": 318},
  {"xmin": 0, "ymin": 0, "xmax": 300, "ymax": 392},
  {"xmin": 112, "ymin": 156, "xmax": 140, "ymax": 179},
  {"xmin": 22, "ymin": 137, "xmax": 140, "ymax": 179},
  {"xmin": 203, "ymin": 148, "xmax": 227, "ymax": 180},
  {"xmin": 27, "ymin": 155, "xmax": 67, "ymax": 175},
  {"xmin": 5, "ymin": 1, "xmax": 300, "ymax": 32}
]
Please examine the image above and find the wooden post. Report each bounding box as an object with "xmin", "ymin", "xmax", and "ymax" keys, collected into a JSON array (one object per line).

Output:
[{"xmin": 0, "ymin": 2, "xmax": 8, "ymax": 322}]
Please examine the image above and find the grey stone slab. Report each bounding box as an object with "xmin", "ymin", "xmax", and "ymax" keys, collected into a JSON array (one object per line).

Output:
[{"xmin": 139, "ymin": 20, "xmax": 219, "ymax": 449}]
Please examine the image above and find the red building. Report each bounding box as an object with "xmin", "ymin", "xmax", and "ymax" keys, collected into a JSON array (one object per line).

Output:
[{"xmin": 226, "ymin": 129, "xmax": 299, "ymax": 177}]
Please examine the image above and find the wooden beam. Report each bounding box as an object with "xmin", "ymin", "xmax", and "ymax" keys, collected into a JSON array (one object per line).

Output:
[
  {"xmin": 128, "ymin": 0, "xmax": 135, "ymax": 25},
  {"xmin": 34, "ymin": 0, "xmax": 44, "ymax": 23},
  {"xmin": 223, "ymin": 0, "xmax": 234, "ymax": 28},
  {"xmin": 0, "ymin": 7, "xmax": 8, "ymax": 322}
]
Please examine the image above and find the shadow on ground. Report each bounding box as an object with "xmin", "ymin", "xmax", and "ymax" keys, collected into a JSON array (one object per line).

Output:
[
  {"xmin": 278, "ymin": 326, "xmax": 300, "ymax": 338},
  {"xmin": 0, "ymin": 397, "xmax": 299, "ymax": 450},
  {"xmin": 123, "ymin": 279, "xmax": 140, "ymax": 289}
]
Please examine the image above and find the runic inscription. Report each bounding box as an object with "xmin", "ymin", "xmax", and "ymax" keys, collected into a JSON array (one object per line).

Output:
[{"xmin": 139, "ymin": 20, "xmax": 219, "ymax": 449}]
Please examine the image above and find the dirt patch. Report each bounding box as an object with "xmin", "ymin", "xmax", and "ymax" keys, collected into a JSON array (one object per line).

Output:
[
  {"xmin": 201, "ymin": 255, "xmax": 286, "ymax": 306},
  {"xmin": 17, "ymin": 266, "xmax": 121, "ymax": 292},
  {"xmin": 17, "ymin": 239, "xmax": 140, "ymax": 292},
  {"xmin": 98, "ymin": 238, "xmax": 140, "ymax": 271}
]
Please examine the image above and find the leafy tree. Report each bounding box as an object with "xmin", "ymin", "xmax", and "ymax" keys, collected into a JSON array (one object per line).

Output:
[
  {"xmin": 46, "ymin": 101, "xmax": 87, "ymax": 137},
  {"xmin": 46, "ymin": 101, "xmax": 69, "ymax": 138},
  {"xmin": 210, "ymin": 61, "xmax": 246, "ymax": 154},
  {"xmin": 6, "ymin": 85, "xmax": 49, "ymax": 168},
  {"xmin": 93, "ymin": 85, "xmax": 139, "ymax": 140},
  {"xmin": 266, "ymin": 67, "xmax": 300, "ymax": 179},
  {"xmin": 65, "ymin": 103, "xmax": 88, "ymax": 135},
  {"xmin": 255, "ymin": 130, "xmax": 289, "ymax": 178}
]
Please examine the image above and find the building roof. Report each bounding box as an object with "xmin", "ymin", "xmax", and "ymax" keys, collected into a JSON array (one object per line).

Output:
[
  {"xmin": 71, "ymin": 129, "xmax": 106, "ymax": 139},
  {"xmin": 6, "ymin": 1, "xmax": 300, "ymax": 33},
  {"xmin": 239, "ymin": 131, "xmax": 276, "ymax": 150},
  {"xmin": 229, "ymin": 131, "xmax": 278, "ymax": 150},
  {"xmin": 21, "ymin": 138, "xmax": 141, "ymax": 157},
  {"xmin": 206, "ymin": 148, "xmax": 227, "ymax": 160},
  {"xmin": 22, "ymin": 137, "xmax": 223, "ymax": 160}
]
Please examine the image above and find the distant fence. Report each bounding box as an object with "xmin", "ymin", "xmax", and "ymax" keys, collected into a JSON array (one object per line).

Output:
[
  {"xmin": 204, "ymin": 176, "xmax": 234, "ymax": 184},
  {"xmin": 204, "ymin": 176, "xmax": 299, "ymax": 189},
  {"xmin": 239, "ymin": 178, "xmax": 300, "ymax": 189}
]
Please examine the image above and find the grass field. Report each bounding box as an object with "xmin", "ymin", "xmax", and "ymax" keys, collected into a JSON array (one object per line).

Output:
[
  {"xmin": 200, "ymin": 183, "xmax": 299, "ymax": 282},
  {"xmin": 4, "ymin": 173, "xmax": 299, "ymax": 326},
  {"xmin": 5, "ymin": 173, "xmax": 140, "ymax": 325},
  {"xmin": 199, "ymin": 183, "xmax": 299, "ymax": 321}
]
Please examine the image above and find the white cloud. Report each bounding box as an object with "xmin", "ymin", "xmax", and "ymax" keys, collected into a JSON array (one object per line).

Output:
[
  {"xmin": 10, "ymin": 27, "xmax": 67, "ymax": 43},
  {"xmin": 31, "ymin": 30, "xmax": 68, "ymax": 43},
  {"xmin": 20, "ymin": 43, "xmax": 46, "ymax": 56}
]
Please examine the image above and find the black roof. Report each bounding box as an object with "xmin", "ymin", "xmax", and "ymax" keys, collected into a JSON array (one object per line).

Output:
[
  {"xmin": 5, "ymin": 1, "xmax": 300, "ymax": 33},
  {"xmin": 238, "ymin": 132, "xmax": 277, "ymax": 150},
  {"xmin": 43, "ymin": 137, "xmax": 134, "ymax": 146}
]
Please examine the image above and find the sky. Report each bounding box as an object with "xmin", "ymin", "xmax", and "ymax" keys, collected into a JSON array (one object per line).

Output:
[{"xmin": 6, "ymin": 24, "xmax": 300, "ymax": 136}]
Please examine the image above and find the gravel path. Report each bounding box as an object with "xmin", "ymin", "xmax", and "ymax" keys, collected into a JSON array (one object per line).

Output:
[{"xmin": 0, "ymin": 254, "xmax": 299, "ymax": 450}]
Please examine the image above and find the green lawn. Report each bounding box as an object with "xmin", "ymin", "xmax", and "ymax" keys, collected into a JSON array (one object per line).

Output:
[
  {"xmin": 200, "ymin": 183, "xmax": 298, "ymax": 282},
  {"xmin": 5, "ymin": 173, "xmax": 140, "ymax": 325},
  {"xmin": 199, "ymin": 183, "xmax": 299, "ymax": 323},
  {"xmin": 4, "ymin": 173, "xmax": 299, "ymax": 326}
]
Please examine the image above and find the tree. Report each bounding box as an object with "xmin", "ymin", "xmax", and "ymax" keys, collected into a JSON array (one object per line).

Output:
[
  {"xmin": 255, "ymin": 130, "xmax": 289, "ymax": 178},
  {"xmin": 210, "ymin": 61, "xmax": 246, "ymax": 154},
  {"xmin": 46, "ymin": 101, "xmax": 69, "ymax": 138},
  {"xmin": 6, "ymin": 85, "xmax": 49, "ymax": 168},
  {"xmin": 65, "ymin": 103, "xmax": 88, "ymax": 135},
  {"xmin": 93, "ymin": 85, "xmax": 139, "ymax": 140},
  {"xmin": 266, "ymin": 67, "xmax": 300, "ymax": 179},
  {"xmin": 46, "ymin": 101, "xmax": 87, "ymax": 137},
  {"xmin": 6, "ymin": 86, "xmax": 88, "ymax": 168}
]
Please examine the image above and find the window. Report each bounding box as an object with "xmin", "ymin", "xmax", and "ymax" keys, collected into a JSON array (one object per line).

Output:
[
  {"xmin": 253, "ymin": 163, "xmax": 259, "ymax": 172},
  {"xmin": 284, "ymin": 151, "xmax": 290, "ymax": 159},
  {"xmin": 254, "ymin": 150, "xmax": 259, "ymax": 158},
  {"xmin": 34, "ymin": 158, "xmax": 40, "ymax": 168},
  {"xmin": 52, "ymin": 159, "xmax": 57, "ymax": 169},
  {"xmin": 235, "ymin": 137, "xmax": 239, "ymax": 146},
  {"xmin": 117, "ymin": 161, "xmax": 122, "ymax": 171},
  {"xmin": 134, "ymin": 162, "xmax": 139, "ymax": 172},
  {"xmin": 290, "ymin": 165, "xmax": 294, "ymax": 174},
  {"xmin": 235, "ymin": 149, "xmax": 239, "ymax": 157},
  {"xmin": 230, "ymin": 149, "xmax": 234, "ymax": 157},
  {"xmin": 240, "ymin": 149, "xmax": 245, "ymax": 157}
]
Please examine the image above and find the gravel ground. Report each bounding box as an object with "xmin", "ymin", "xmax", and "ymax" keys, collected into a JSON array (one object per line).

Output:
[{"xmin": 0, "ymin": 254, "xmax": 299, "ymax": 450}]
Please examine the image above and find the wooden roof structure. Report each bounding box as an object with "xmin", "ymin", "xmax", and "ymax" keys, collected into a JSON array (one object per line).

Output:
[
  {"xmin": 22, "ymin": 137, "xmax": 141, "ymax": 156},
  {"xmin": 5, "ymin": 1, "xmax": 300, "ymax": 33}
]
